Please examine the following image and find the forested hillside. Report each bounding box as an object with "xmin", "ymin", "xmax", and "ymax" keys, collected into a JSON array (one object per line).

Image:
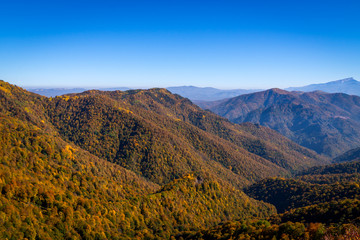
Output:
[
  {"xmin": 245, "ymin": 160, "xmax": 360, "ymax": 211},
  {"xmin": 44, "ymin": 87, "xmax": 326, "ymax": 186},
  {"xmin": 2, "ymin": 80, "xmax": 323, "ymax": 239},
  {"xmin": 0, "ymin": 115, "xmax": 274, "ymax": 239},
  {"xmin": 182, "ymin": 160, "xmax": 360, "ymax": 240},
  {"xmin": 2, "ymin": 80, "xmax": 360, "ymax": 239}
]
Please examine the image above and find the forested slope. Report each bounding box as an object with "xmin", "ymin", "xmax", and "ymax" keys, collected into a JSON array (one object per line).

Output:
[
  {"xmin": 1, "ymin": 80, "xmax": 358, "ymax": 239},
  {"xmin": 45, "ymin": 88, "xmax": 326, "ymax": 187},
  {"xmin": 0, "ymin": 80, "xmax": 294, "ymax": 239},
  {"xmin": 182, "ymin": 160, "xmax": 360, "ymax": 240}
]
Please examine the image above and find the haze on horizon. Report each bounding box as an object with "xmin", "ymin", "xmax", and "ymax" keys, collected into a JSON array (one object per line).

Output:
[{"xmin": 1, "ymin": 0, "xmax": 360, "ymax": 89}]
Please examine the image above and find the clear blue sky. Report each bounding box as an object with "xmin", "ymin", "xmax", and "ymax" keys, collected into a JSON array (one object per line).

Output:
[{"xmin": 1, "ymin": 0, "xmax": 360, "ymax": 89}]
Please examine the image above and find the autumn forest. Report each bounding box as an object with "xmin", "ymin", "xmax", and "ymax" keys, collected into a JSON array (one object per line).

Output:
[{"xmin": 1, "ymin": 80, "xmax": 360, "ymax": 239}]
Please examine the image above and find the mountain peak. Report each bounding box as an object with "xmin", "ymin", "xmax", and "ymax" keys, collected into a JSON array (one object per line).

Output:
[
  {"xmin": 333, "ymin": 77, "xmax": 358, "ymax": 83},
  {"xmin": 285, "ymin": 77, "xmax": 360, "ymax": 96},
  {"xmin": 268, "ymin": 88, "xmax": 288, "ymax": 94}
]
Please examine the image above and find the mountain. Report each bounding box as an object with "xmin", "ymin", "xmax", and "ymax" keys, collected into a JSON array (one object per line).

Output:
[
  {"xmin": 199, "ymin": 88, "xmax": 360, "ymax": 157},
  {"xmin": 334, "ymin": 146, "xmax": 360, "ymax": 163},
  {"xmin": 26, "ymin": 87, "xmax": 130, "ymax": 97},
  {"xmin": 0, "ymin": 80, "xmax": 327, "ymax": 239},
  {"xmin": 167, "ymin": 86, "xmax": 261, "ymax": 101},
  {"xmin": 26, "ymin": 87, "xmax": 88, "ymax": 97},
  {"xmin": 286, "ymin": 77, "xmax": 360, "ymax": 96},
  {"xmin": 44, "ymin": 88, "xmax": 327, "ymax": 186}
]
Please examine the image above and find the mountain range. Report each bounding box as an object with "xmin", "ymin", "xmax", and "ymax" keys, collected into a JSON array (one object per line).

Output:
[
  {"xmin": 26, "ymin": 78, "xmax": 360, "ymax": 102},
  {"xmin": 0, "ymin": 80, "xmax": 329, "ymax": 239},
  {"xmin": 46, "ymin": 87, "xmax": 327, "ymax": 185},
  {"xmin": 27, "ymin": 85, "xmax": 260, "ymax": 101},
  {"xmin": 3, "ymin": 79, "xmax": 360, "ymax": 239},
  {"xmin": 198, "ymin": 88, "xmax": 360, "ymax": 157},
  {"xmin": 27, "ymin": 87, "xmax": 130, "ymax": 97},
  {"xmin": 167, "ymin": 86, "xmax": 261, "ymax": 101}
]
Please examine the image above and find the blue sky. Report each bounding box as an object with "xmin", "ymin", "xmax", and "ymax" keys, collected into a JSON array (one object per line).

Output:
[{"xmin": 1, "ymin": 0, "xmax": 360, "ymax": 89}]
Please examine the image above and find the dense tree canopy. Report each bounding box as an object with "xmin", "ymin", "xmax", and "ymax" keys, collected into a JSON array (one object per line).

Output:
[{"xmin": 0, "ymin": 80, "xmax": 358, "ymax": 239}]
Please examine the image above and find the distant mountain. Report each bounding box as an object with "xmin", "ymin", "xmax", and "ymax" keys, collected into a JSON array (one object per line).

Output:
[
  {"xmin": 167, "ymin": 86, "xmax": 261, "ymax": 101},
  {"xmin": 26, "ymin": 77, "xmax": 360, "ymax": 100},
  {"xmin": 99, "ymin": 87, "xmax": 131, "ymax": 91},
  {"xmin": 26, "ymin": 87, "xmax": 131, "ymax": 97},
  {"xmin": 286, "ymin": 77, "xmax": 360, "ymax": 96},
  {"xmin": 27, "ymin": 87, "xmax": 88, "ymax": 97},
  {"xmin": 27, "ymin": 85, "xmax": 260, "ymax": 101},
  {"xmin": 198, "ymin": 89, "xmax": 360, "ymax": 157}
]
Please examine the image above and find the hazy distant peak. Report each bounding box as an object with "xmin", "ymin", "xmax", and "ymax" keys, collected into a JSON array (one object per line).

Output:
[
  {"xmin": 320, "ymin": 77, "xmax": 358, "ymax": 85},
  {"xmin": 169, "ymin": 85, "xmax": 217, "ymax": 90},
  {"xmin": 334, "ymin": 77, "xmax": 357, "ymax": 83},
  {"xmin": 167, "ymin": 86, "xmax": 262, "ymax": 101},
  {"xmin": 314, "ymin": 77, "xmax": 357, "ymax": 85},
  {"xmin": 285, "ymin": 77, "xmax": 360, "ymax": 96}
]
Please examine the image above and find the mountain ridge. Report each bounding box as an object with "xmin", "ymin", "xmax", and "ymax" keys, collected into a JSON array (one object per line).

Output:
[
  {"xmin": 167, "ymin": 86, "xmax": 261, "ymax": 101},
  {"xmin": 334, "ymin": 146, "xmax": 360, "ymax": 163},
  {"xmin": 198, "ymin": 88, "xmax": 360, "ymax": 157},
  {"xmin": 45, "ymin": 86, "xmax": 328, "ymax": 186},
  {"xmin": 26, "ymin": 85, "xmax": 262, "ymax": 101},
  {"xmin": 24, "ymin": 77, "xmax": 360, "ymax": 103}
]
